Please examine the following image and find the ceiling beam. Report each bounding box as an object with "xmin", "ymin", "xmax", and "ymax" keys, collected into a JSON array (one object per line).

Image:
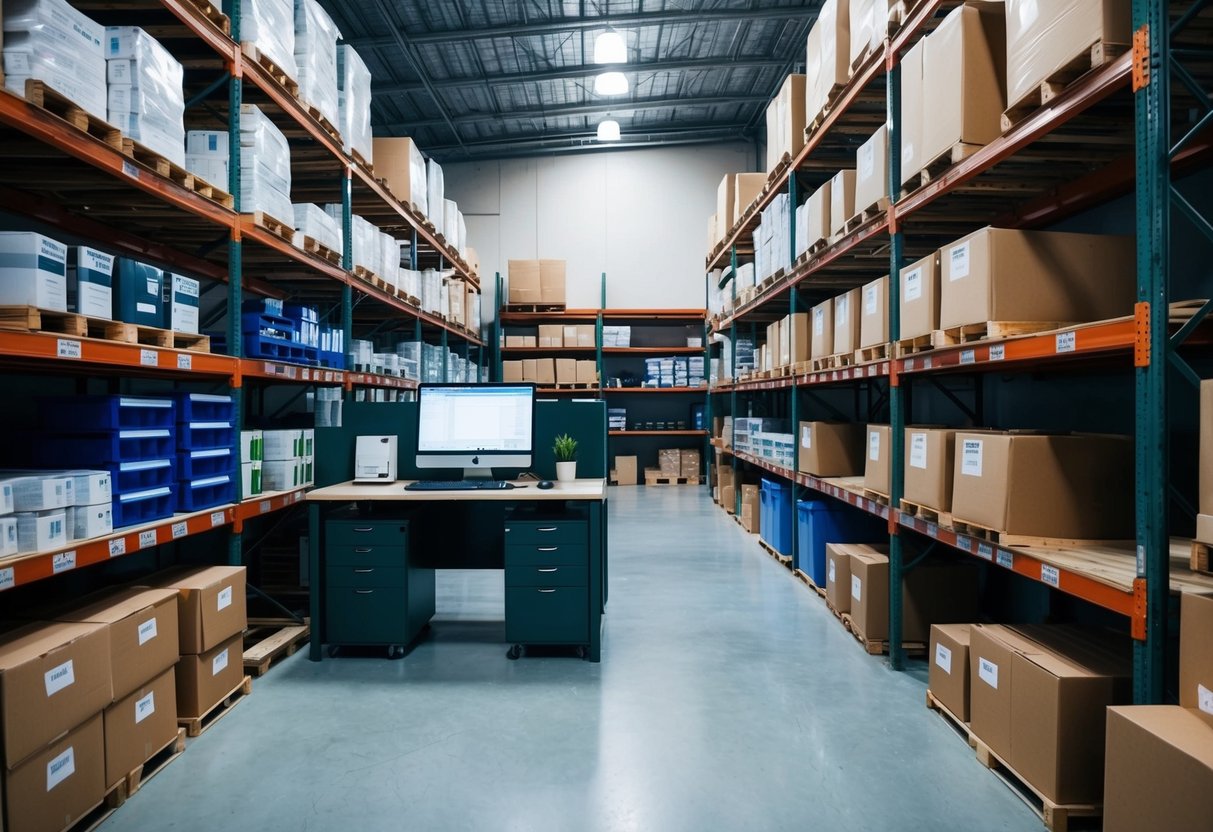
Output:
[
  {"xmin": 424, "ymin": 125, "xmax": 754, "ymax": 161},
  {"xmin": 377, "ymin": 94, "xmax": 769, "ymax": 131},
  {"xmin": 346, "ymin": 9, "xmax": 811, "ymax": 49},
  {"xmin": 372, "ymin": 56, "xmax": 787, "ymax": 96}
]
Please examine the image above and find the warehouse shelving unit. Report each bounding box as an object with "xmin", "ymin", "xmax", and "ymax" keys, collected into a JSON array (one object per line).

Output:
[
  {"xmin": 705, "ymin": 0, "xmax": 1213, "ymax": 702},
  {"xmin": 0, "ymin": 0, "xmax": 483, "ymax": 594}
]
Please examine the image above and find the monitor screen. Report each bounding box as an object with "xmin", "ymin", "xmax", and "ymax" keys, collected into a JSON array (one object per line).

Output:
[{"xmin": 416, "ymin": 384, "xmax": 534, "ymax": 461}]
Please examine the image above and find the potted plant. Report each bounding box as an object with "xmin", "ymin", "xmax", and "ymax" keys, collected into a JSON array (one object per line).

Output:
[{"xmin": 553, "ymin": 434, "xmax": 578, "ymax": 482}]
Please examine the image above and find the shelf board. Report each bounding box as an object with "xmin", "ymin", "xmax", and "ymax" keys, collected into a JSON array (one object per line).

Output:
[
  {"xmin": 500, "ymin": 346, "xmax": 598, "ymax": 354},
  {"xmin": 602, "ymin": 346, "xmax": 705, "ymax": 355},
  {"xmin": 601, "ymin": 309, "xmax": 707, "ymax": 322},
  {"xmin": 712, "ymin": 361, "xmax": 890, "ymax": 392},
  {"xmin": 609, "ymin": 430, "xmax": 708, "ymax": 437},
  {"xmin": 535, "ymin": 387, "xmax": 602, "ymax": 396},
  {"xmin": 0, "ymin": 330, "xmax": 237, "ymax": 378},
  {"xmin": 234, "ymin": 487, "xmax": 310, "ymax": 527},
  {"xmin": 602, "ymin": 387, "xmax": 708, "ymax": 394},
  {"xmin": 499, "ymin": 309, "xmax": 602, "ymax": 324}
]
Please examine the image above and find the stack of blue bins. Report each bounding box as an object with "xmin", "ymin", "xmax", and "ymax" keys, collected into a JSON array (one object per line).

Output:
[
  {"xmin": 795, "ymin": 500, "xmax": 886, "ymax": 586},
  {"xmin": 175, "ymin": 393, "xmax": 237, "ymax": 510},
  {"xmin": 760, "ymin": 478, "xmax": 793, "ymax": 556},
  {"xmin": 37, "ymin": 395, "xmax": 177, "ymax": 527}
]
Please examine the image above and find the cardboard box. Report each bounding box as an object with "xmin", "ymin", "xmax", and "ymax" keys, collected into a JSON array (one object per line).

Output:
[
  {"xmin": 950, "ymin": 432, "xmax": 1133, "ymax": 539},
  {"xmin": 538, "ymin": 324, "xmax": 563, "ymax": 347},
  {"xmin": 577, "ymin": 325, "xmax": 596, "ymax": 347},
  {"xmin": 680, "ymin": 449, "xmax": 701, "ymax": 479},
  {"xmin": 766, "ymin": 320, "xmax": 782, "ymax": 368},
  {"xmin": 854, "ymin": 125, "xmax": 888, "ymax": 215},
  {"xmin": 166, "ymin": 273, "xmax": 200, "ymax": 334},
  {"xmin": 740, "ymin": 484, "xmax": 760, "ymax": 533},
  {"xmin": 113, "ymin": 258, "xmax": 164, "ymax": 327},
  {"xmin": 522, "ymin": 358, "xmax": 538, "ymax": 382},
  {"xmin": 849, "ymin": 0, "xmax": 876, "ymax": 68},
  {"xmin": 717, "ymin": 175, "xmax": 737, "ymax": 235},
  {"xmin": 1202, "ymin": 379, "xmax": 1213, "ymax": 515},
  {"xmin": 535, "ymin": 358, "xmax": 555, "ymax": 385},
  {"xmin": 708, "ymin": 212, "xmax": 719, "ymax": 248},
  {"xmin": 1180, "ymin": 592, "xmax": 1213, "ymax": 717},
  {"xmin": 371, "ymin": 137, "xmax": 426, "ymax": 209},
  {"xmin": 829, "ymin": 169, "xmax": 857, "ymax": 236},
  {"xmin": 811, "ymin": 298, "xmax": 834, "ymax": 358},
  {"xmin": 851, "ymin": 554, "xmax": 978, "ymax": 645},
  {"xmin": 832, "ymin": 287, "xmax": 861, "ymax": 355},
  {"xmin": 1104, "ymin": 706, "xmax": 1213, "ymax": 832},
  {"xmin": 806, "ymin": 182, "xmax": 832, "ymax": 247},
  {"xmin": 859, "ymin": 276, "xmax": 888, "ymax": 348},
  {"xmin": 1006, "ymin": 0, "xmax": 1131, "ymax": 110},
  {"xmin": 900, "ymin": 38, "xmax": 926, "ymax": 187},
  {"xmin": 502, "ymin": 360, "xmax": 523, "ymax": 382},
  {"xmin": 3, "ymin": 713, "xmax": 105, "ymax": 832},
  {"xmin": 899, "ymin": 252, "xmax": 940, "ymax": 340},
  {"xmin": 175, "ymin": 633, "xmax": 243, "ymax": 719},
  {"xmin": 825, "ymin": 542, "xmax": 857, "ymax": 613},
  {"xmin": 798, "ymin": 421, "xmax": 864, "ymax": 477},
  {"xmin": 0, "ymin": 621, "xmax": 112, "ymax": 768},
  {"xmin": 67, "ymin": 246, "xmax": 114, "ymax": 320},
  {"xmin": 576, "ymin": 360, "xmax": 597, "ymax": 385},
  {"xmin": 920, "ymin": 3, "xmax": 1007, "ymax": 171},
  {"xmin": 806, "ymin": 0, "xmax": 851, "ymax": 122},
  {"xmin": 735, "ymin": 173, "xmax": 766, "ymax": 219},
  {"xmin": 507, "ymin": 260, "xmax": 541, "ymax": 304},
  {"xmin": 0, "ymin": 232, "xmax": 69, "ymax": 312},
  {"xmin": 969, "ymin": 624, "xmax": 1040, "ymax": 763},
  {"xmin": 539, "ymin": 260, "xmax": 566, "ymax": 304},
  {"xmin": 929, "ymin": 623, "xmax": 972, "ymax": 721},
  {"xmin": 614, "ymin": 456, "xmax": 637, "ymax": 486},
  {"xmin": 555, "ymin": 358, "xmax": 577, "ymax": 384},
  {"xmin": 155, "ymin": 566, "xmax": 247, "ymax": 655},
  {"xmin": 848, "ymin": 547, "xmax": 889, "ymax": 642},
  {"xmin": 940, "ymin": 227, "xmax": 1136, "ymax": 330},
  {"xmin": 561, "ymin": 325, "xmax": 579, "ymax": 347},
  {"xmin": 722, "ymin": 484, "xmax": 737, "ymax": 514},
  {"xmin": 863, "ymin": 424, "xmax": 890, "ymax": 496},
  {"xmin": 103, "ymin": 667, "xmax": 177, "ymax": 786},
  {"xmin": 784, "ymin": 312, "xmax": 810, "ymax": 365},
  {"xmin": 904, "ymin": 427, "xmax": 958, "ymax": 511},
  {"xmin": 52, "ymin": 587, "xmax": 179, "ymax": 703},
  {"xmin": 658, "ymin": 449, "xmax": 681, "ymax": 476},
  {"xmin": 766, "ymin": 74, "xmax": 807, "ymax": 172},
  {"xmin": 505, "ymin": 335, "xmax": 527, "ymax": 348}
]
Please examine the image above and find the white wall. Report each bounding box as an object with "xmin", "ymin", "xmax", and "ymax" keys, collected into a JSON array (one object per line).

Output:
[{"xmin": 444, "ymin": 143, "xmax": 758, "ymax": 315}]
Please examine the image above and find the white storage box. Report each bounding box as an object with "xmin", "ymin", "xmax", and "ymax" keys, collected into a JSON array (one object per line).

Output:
[
  {"xmin": 0, "ymin": 516, "xmax": 17, "ymax": 556},
  {"xmin": 67, "ymin": 246, "xmax": 114, "ymax": 319},
  {"xmin": 165, "ymin": 274, "xmax": 200, "ymax": 333},
  {"xmin": 9, "ymin": 475, "xmax": 73, "ymax": 511},
  {"xmin": 0, "ymin": 232, "xmax": 68, "ymax": 311},
  {"xmin": 70, "ymin": 503, "xmax": 112, "ymax": 540},
  {"xmin": 241, "ymin": 461, "xmax": 263, "ymax": 497},
  {"xmin": 62, "ymin": 470, "xmax": 112, "ymax": 505},
  {"xmin": 16, "ymin": 509, "xmax": 66, "ymax": 553},
  {"xmin": 263, "ymin": 429, "xmax": 304, "ymax": 460},
  {"xmin": 241, "ymin": 430, "xmax": 263, "ymax": 463},
  {"xmin": 262, "ymin": 459, "xmax": 301, "ymax": 491}
]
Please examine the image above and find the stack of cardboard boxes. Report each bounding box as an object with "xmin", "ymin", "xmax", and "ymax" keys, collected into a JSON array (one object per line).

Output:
[
  {"xmin": 650, "ymin": 449, "xmax": 700, "ymax": 483},
  {"xmin": 610, "ymin": 455, "xmax": 638, "ymax": 487},
  {"xmin": 507, "ymin": 259, "xmax": 566, "ymax": 307}
]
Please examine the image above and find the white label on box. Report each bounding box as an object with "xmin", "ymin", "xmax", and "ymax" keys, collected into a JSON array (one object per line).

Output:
[
  {"xmin": 935, "ymin": 643, "xmax": 953, "ymax": 675},
  {"xmin": 860, "ymin": 144, "xmax": 875, "ymax": 180},
  {"xmin": 997, "ymin": 551, "xmax": 1014, "ymax": 569},
  {"xmin": 139, "ymin": 530, "xmax": 157, "ymax": 549},
  {"xmin": 902, "ymin": 142, "xmax": 914, "ymax": 163},
  {"xmin": 218, "ymin": 585, "xmax": 233, "ymax": 611},
  {"xmin": 949, "ymin": 242, "xmax": 970, "ymax": 280},
  {"xmin": 801, "ymin": 425, "xmax": 812, "ymax": 448},
  {"xmin": 177, "ymin": 354, "xmax": 192, "ymax": 370},
  {"xmin": 1056, "ymin": 332, "xmax": 1076, "ymax": 353},
  {"xmin": 53, "ymin": 551, "xmax": 75, "ymax": 574},
  {"xmin": 851, "ymin": 574, "xmax": 862, "ymax": 602},
  {"xmin": 141, "ymin": 349, "xmax": 158, "ymax": 367},
  {"xmin": 171, "ymin": 521, "xmax": 188, "ymax": 539},
  {"xmin": 903, "ymin": 268, "xmax": 922, "ymax": 301},
  {"xmin": 46, "ymin": 746, "xmax": 75, "ymax": 792},
  {"xmin": 212, "ymin": 647, "xmax": 229, "ymax": 676},
  {"xmin": 1041, "ymin": 564, "xmax": 1060, "ymax": 587},
  {"xmin": 868, "ymin": 430, "xmax": 881, "ymax": 461},
  {"xmin": 835, "ymin": 295, "xmax": 848, "ymax": 323},
  {"xmin": 211, "ymin": 511, "xmax": 225, "ymax": 527},
  {"xmin": 44, "ymin": 659, "xmax": 75, "ymax": 696},
  {"xmin": 978, "ymin": 658, "xmax": 999, "ymax": 689},
  {"xmin": 0, "ymin": 567, "xmax": 12, "ymax": 591},
  {"xmin": 110, "ymin": 538, "xmax": 126, "ymax": 559},
  {"xmin": 909, "ymin": 433, "xmax": 928, "ymax": 469},
  {"xmin": 1199, "ymin": 684, "xmax": 1213, "ymax": 716},
  {"xmin": 961, "ymin": 439, "xmax": 983, "ymax": 477},
  {"xmin": 960, "ymin": 349, "xmax": 975, "ymax": 365},
  {"xmin": 989, "ymin": 344, "xmax": 1005, "ymax": 361},
  {"xmin": 814, "ymin": 308, "xmax": 824, "ymax": 335},
  {"xmin": 864, "ymin": 285, "xmax": 878, "ymax": 316},
  {"xmin": 57, "ymin": 339, "xmax": 81, "ymax": 359},
  {"xmin": 134, "ymin": 690, "xmax": 155, "ymax": 724},
  {"xmin": 828, "ymin": 559, "xmax": 836, "ymax": 583}
]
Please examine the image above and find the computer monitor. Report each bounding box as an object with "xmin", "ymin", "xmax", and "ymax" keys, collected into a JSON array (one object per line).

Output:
[{"xmin": 415, "ymin": 383, "xmax": 535, "ymax": 478}]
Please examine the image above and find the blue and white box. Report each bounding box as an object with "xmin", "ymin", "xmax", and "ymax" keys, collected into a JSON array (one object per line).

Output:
[
  {"xmin": 62, "ymin": 470, "xmax": 112, "ymax": 506},
  {"xmin": 9, "ymin": 474, "xmax": 73, "ymax": 512},
  {"xmin": 16, "ymin": 509, "xmax": 66, "ymax": 553},
  {"xmin": 113, "ymin": 258, "xmax": 165, "ymax": 327},
  {"xmin": 71, "ymin": 503, "xmax": 113, "ymax": 540},
  {"xmin": 0, "ymin": 516, "xmax": 17, "ymax": 556},
  {"xmin": 0, "ymin": 232, "xmax": 68, "ymax": 311},
  {"xmin": 165, "ymin": 274, "xmax": 200, "ymax": 333},
  {"xmin": 67, "ymin": 246, "xmax": 114, "ymax": 319}
]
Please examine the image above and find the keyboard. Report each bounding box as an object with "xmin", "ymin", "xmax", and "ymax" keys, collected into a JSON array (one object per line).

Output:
[{"xmin": 404, "ymin": 480, "xmax": 516, "ymax": 491}]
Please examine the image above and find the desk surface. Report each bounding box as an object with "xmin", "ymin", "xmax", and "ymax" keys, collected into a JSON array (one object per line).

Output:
[{"xmin": 306, "ymin": 479, "xmax": 607, "ymax": 502}]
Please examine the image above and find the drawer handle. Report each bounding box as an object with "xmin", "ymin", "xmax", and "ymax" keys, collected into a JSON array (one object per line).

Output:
[
  {"xmin": 355, "ymin": 547, "xmax": 372, "ymax": 553},
  {"xmin": 354, "ymin": 569, "xmax": 374, "ymax": 574},
  {"xmin": 538, "ymin": 546, "xmax": 559, "ymax": 552},
  {"xmin": 538, "ymin": 568, "xmax": 558, "ymax": 573},
  {"xmin": 538, "ymin": 588, "xmax": 557, "ymax": 594},
  {"xmin": 538, "ymin": 527, "xmax": 558, "ymax": 533},
  {"xmin": 354, "ymin": 527, "xmax": 374, "ymax": 533},
  {"xmin": 355, "ymin": 589, "xmax": 374, "ymax": 595}
]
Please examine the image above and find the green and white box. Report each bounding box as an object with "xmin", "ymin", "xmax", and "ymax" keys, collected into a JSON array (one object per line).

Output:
[
  {"xmin": 240, "ymin": 430, "xmax": 263, "ymax": 463},
  {"xmin": 241, "ymin": 461, "xmax": 263, "ymax": 497}
]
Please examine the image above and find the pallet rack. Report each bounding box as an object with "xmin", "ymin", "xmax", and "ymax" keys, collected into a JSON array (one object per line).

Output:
[
  {"xmin": 0, "ymin": 0, "xmax": 484, "ymax": 594},
  {"xmin": 494, "ymin": 273, "xmax": 711, "ymax": 476},
  {"xmin": 706, "ymin": 0, "xmax": 1213, "ymax": 702}
]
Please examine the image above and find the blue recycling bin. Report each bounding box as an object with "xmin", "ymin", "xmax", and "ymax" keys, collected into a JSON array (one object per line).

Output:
[
  {"xmin": 760, "ymin": 478, "xmax": 793, "ymax": 555},
  {"xmin": 796, "ymin": 500, "xmax": 885, "ymax": 585}
]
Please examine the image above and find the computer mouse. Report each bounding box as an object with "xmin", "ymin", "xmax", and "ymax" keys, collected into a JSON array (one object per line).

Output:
[{"xmin": 537, "ymin": 480, "xmax": 555, "ymax": 490}]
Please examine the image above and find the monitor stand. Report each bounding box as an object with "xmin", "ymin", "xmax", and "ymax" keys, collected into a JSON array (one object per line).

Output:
[{"xmin": 463, "ymin": 467, "xmax": 494, "ymax": 481}]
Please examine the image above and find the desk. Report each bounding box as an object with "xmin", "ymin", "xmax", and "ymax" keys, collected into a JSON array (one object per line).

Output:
[{"xmin": 306, "ymin": 479, "xmax": 607, "ymax": 662}]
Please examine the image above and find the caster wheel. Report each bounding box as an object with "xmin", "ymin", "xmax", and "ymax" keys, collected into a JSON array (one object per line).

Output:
[
  {"xmin": 576, "ymin": 646, "xmax": 587, "ymax": 660},
  {"xmin": 327, "ymin": 646, "xmax": 339, "ymax": 658},
  {"xmin": 506, "ymin": 644, "xmax": 522, "ymax": 660},
  {"xmin": 389, "ymin": 645, "xmax": 404, "ymax": 659}
]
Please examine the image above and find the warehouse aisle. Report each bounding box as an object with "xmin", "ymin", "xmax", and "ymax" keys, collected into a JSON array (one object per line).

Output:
[{"xmin": 102, "ymin": 489, "xmax": 1039, "ymax": 832}]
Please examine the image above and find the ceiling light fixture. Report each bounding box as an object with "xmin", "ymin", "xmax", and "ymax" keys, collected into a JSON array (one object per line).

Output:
[
  {"xmin": 594, "ymin": 71, "xmax": 629, "ymax": 96},
  {"xmin": 593, "ymin": 29, "xmax": 627, "ymax": 64},
  {"xmin": 596, "ymin": 120, "xmax": 621, "ymax": 141}
]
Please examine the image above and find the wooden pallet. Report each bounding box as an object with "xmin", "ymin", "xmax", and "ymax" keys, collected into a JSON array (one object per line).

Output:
[
  {"xmin": 950, "ymin": 517, "xmax": 1130, "ymax": 550},
  {"xmin": 854, "ymin": 342, "xmax": 891, "ymax": 364},
  {"xmin": 0, "ymin": 306, "xmax": 211, "ymax": 351},
  {"xmin": 934, "ymin": 320, "xmax": 1074, "ymax": 348},
  {"xmin": 811, "ymin": 352, "xmax": 854, "ymax": 372},
  {"xmin": 894, "ymin": 332, "xmax": 937, "ymax": 357},
  {"xmin": 844, "ymin": 199, "xmax": 889, "ymax": 234},
  {"xmin": 184, "ymin": 0, "xmax": 231, "ymax": 33},
  {"xmin": 644, "ymin": 470, "xmax": 701, "ymax": 486},
  {"xmin": 972, "ymin": 737, "xmax": 1102, "ymax": 832},
  {"xmin": 841, "ymin": 612, "xmax": 927, "ymax": 657},
  {"xmin": 504, "ymin": 303, "xmax": 567, "ymax": 313},
  {"xmin": 178, "ymin": 676, "xmax": 253, "ymax": 738},
  {"xmin": 900, "ymin": 499, "xmax": 952, "ymax": 529},
  {"xmin": 304, "ymin": 104, "xmax": 342, "ymax": 145},
  {"xmin": 549, "ymin": 382, "xmax": 597, "ymax": 390},
  {"xmin": 862, "ymin": 488, "xmax": 889, "ymax": 507},
  {"xmin": 243, "ymin": 617, "xmax": 310, "ymax": 677},
  {"xmin": 806, "ymin": 236, "xmax": 830, "ymax": 255},
  {"xmin": 794, "ymin": 568, "xmax": 826, "ymax": 598},
  {"xmin": 301, "ymin": 235, "xmax": 342, "ymax": 265},
  {"xmin": 1191, "ymin": 540, "xmax": 1211, "ymax": 573},
  {"xmin": 850, "ymin": 42, "xmax": 875, "ymax": 75},
  {"xmin": 1001, "ymin": 41, "xmax": 1129, "ymax": 133},
  {"xmin": 926, "ymin": 689, "xmax": 975, "ymax": 749},
  {"xmin": 768, "ymin": 153, "xmax": 792, "ymax": 185},
  {"xmin": 805, "ymin": 82, "xmax": 848, "ymax": 139},
  {"xmin": 23, "ymin": 80, "xmax": 122, "ymax": 150},
  {"xmin": 60, "ymin": 782, "xmax": 125, "ymax": 832},
  {"xmin": 758, "ymin": 537, "xmax": 793, "ymax": 568},
  {"xmin": 116, "ymin": 727, "xmax": 187, "ymax": 805},
  {"xmin": 241, "ymin": 43, "xmax": 299, "ymax": 98},
  {"xmin": 120, "ymin": 139, "xmax": 236, "ymax": 209},
  {"xmin": 911, "ymin": 141, "xmax": 985, "ymax": 190},
  {"xmin": 351, "ymin": 147, "xmax": 373, "ymax": 174},
  {"xmin": 247, "ymin": 210, "xmax": 295, "ymax": 242}
]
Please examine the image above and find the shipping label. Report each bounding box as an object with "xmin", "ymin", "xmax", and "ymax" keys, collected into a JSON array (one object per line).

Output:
[
  {"xmin": 814, "ymin": 308, "xmax": 824, "ymax": 335},
  {"xmin": 801, "ymin": 425, "xmax": 812, "ymax": 449},
  {"xmin": 961, "ymin": 439, "xmax": 983, "ymax": 477},
  {"xmin": 935, "ymin": 643, "xmax": 952, "ymax": 674},
  {"xmin": 949, "ymin": 242, "xmax": 970, "ymax": 280},
  {"xmin": 903, "ymin": 268, "xmax": 922, "ymax": 301},
  {"xmin": 978, "ymin": 657, "xmax": 999, "ymax": 689},
  {"xmin": 1200, "ymin": 684, "xmax": 1213, "ymax": 717},
  {"xmin": 909, "ymin": 433, "xmax": 928, "ymax": 469},
  {"xmin": 868, "ymin": 430, "xmax": 881, "ymax": 462},
  {"xmin": 217, "ymin": 585, "xmax": 233, "ymax": 611},
  {"xmin": 828, "ymin": 559, "xmax": 836, "ymax": 583},
  {"xmin": 134, "ymin": 691, "xmax": 155, "ymax": 724},
  {"xmin": 851, "ymin": 574, "xmax": 862, "ymax": 602},
  {"xmin": 44, "ymin": 659, "xmax": 75, "ymax": 696},
  {"xmin": 212, "ymin": 648, "xmax": 229, "ymax": 676},
  {"xmin": 46, "ymin": 746, "xmax": 75, "ymax": 792},
  {"xmin": 138, "ymin": 617, "xmax": 158, "ymax": 645},
  {"xmin": 864, "ymin": 284, "xmax": 878, "ymax": 316}
]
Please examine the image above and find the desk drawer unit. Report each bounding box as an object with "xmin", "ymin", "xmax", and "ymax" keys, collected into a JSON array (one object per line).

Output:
[
  {"xmin": 505, "ymin": 564, "xmax": 588, "ymax": 588},
  {"xmin": 326, "ymin": 566, "xmax": 407, "ymax": 589},
  {"xmin": 326, "ymin": 586, "xmax": 408, "ymax": 645},
  {"xmin": 505, "ymin": 587, "xmax": 588, "ymax": 645},
  {"xmin": 504, "ymin": 542, "xmax": 586, "ymax": 567},
  {"xmin": 503, "ymin": 521, "xmax": 585, "ymax": 546},
  {"xmin": 326, "ymin": 544, "xmax": 406, "ymax": 568},
  {"xmin": 326, "ymin": 520, "xmax": 409, "ymax": 548}
]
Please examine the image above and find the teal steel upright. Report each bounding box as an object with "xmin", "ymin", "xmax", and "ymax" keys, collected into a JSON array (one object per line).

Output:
[
  {"xmin": 226, "ymin": 0, "xmax": 243, "ymax": 566},
  {"xmin": 730, "ymin": 244, "xmax": 740, "ymax": 514},
  {"xmin": 340, "ymin": 169, "xmax": 353, "ymax": 402},
  {"xmin": 494, "ymin": 272, "xmax": 504, "ymax": 379},
  {"xmin": 597, "ymin": 272, "xmax": 606, "ymax": 389},
  {"xmin": 703, "ymin": 273, "xmax": 712, "ymax": 485},
  {"xmin": 886, "ymin": 55, "xmax": 906, "ymax": 670},
  {"xmin": 787, "ymin": 174, "xmax": 800, "ymax": 558}
]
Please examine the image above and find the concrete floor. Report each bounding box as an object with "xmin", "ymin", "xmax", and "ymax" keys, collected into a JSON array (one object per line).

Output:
[{"xmin": 103, "ymin": 487, "xmax": 1041, "ymax": 832}]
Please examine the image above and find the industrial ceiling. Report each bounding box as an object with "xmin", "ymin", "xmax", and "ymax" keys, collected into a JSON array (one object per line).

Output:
[{"xmin": 319, "ymin": 1, "xmax": 822, "ymax": 161}]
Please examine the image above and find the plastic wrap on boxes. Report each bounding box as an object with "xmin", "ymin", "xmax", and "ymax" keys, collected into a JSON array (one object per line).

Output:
[
  {"xmin": 292, "ymin": 0, "xmax": 340, "ymax": 130},
  {"xmin": 427, "ymin": 158, "xmax": 445, "ymax": 228},
  {"xmin": 380, "ymin": 234, "xmax": 400, "ymax": 288},
  {"xmin": 103, "ymin": 26, "xmax": 187, "ymax": 166},
  {"xmin": 240, "ymin": 0, "xmax": 296, "ymax": 81},
  {"xmin": 399, "ymin": 269, "xmax": 421, "ymax": 302},
  {"xmin": 239, "ymin": 105, "xmax": 291, "ymax": 188},
  {"xmin": 443, "ymin": 200, "xmax": 459, "ymax": 250},
  {"xmin": 3, "ymin": 0, "xmax": 107, "ymax": 118},
  {"xmin": 185, "ymin": 130, "xmax": 229, "ymax": 187},
  {"xmin": 292, "ymin": 203, "xmax": 342, "ymax": 254},
  {"xmin": 337, "ymin": 44, "xmax": 372, "ymax": 164}
]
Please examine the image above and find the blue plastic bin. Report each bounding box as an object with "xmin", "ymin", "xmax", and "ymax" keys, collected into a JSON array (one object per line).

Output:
[
  {"xmin": 174, "ymin": 393, "xmax": 234, "ymax": 423},
  {"xmin": 38, "ymin": 429, "xmax": 176, "ymax": 466},
  {"xmin": 177, "ymin": 448, "xmax": 236, "ymax": 480},
  {"xmin": 112, "ymin": 486, "xmax": 175, "ymax": 527},
  {"xmin": 795, "ymin": 500, "xmax": 886, "ymax": 585},
  {"xmin": 177, "ymin": 474, "xmax": 235, "ymax": 511},
  {"xmin": 760, "ymin": 477, "xmax": 793, "ymax": 555},
  {"xmin": 111, "ymin": 459, "xmax": 175, "ymax": 494},
  {"xmin": 40, "ymin": 395, "xmax": 174, "ymax": 431},
  {"xmin": 178, "ymin": 422, "xmax": 236, "ymax": 452}
]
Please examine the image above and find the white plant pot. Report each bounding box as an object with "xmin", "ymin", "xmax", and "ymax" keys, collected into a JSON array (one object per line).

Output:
[{"xmin": 555, "ymin": 461, "xmax": 577, "ymax": 482}]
